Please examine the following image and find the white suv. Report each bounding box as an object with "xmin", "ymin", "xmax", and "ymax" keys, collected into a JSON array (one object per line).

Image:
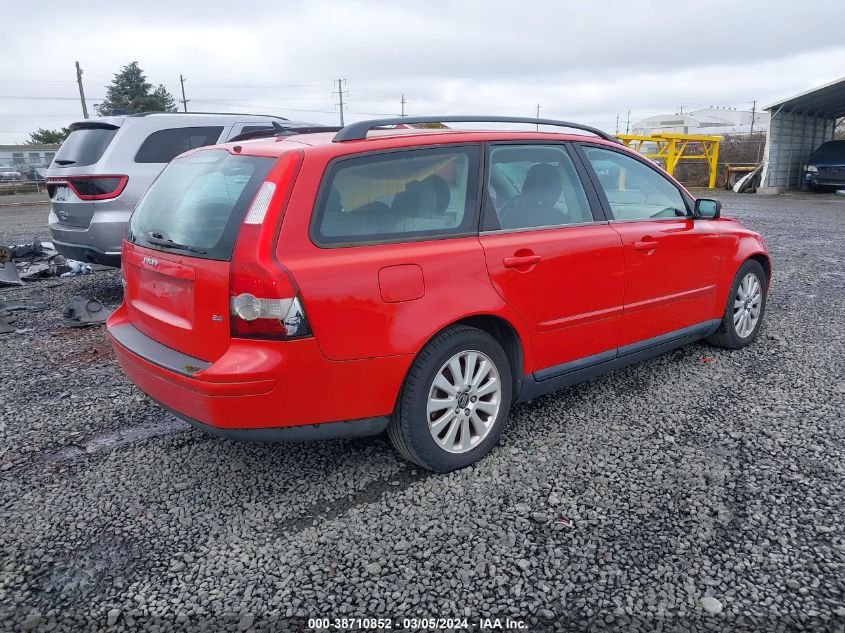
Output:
[{"xmin": 46, "ymin": 112, "xmax": 312, "ymax": 266}]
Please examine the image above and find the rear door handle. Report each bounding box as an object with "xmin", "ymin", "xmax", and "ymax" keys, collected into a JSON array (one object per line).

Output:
[
  {"xmin": 503, "ymin": 254, "xmax": 541, "ymax": 268},
  {"xmin": 634, "ymin": 240, "xmax": 659, "ymax": 251}
]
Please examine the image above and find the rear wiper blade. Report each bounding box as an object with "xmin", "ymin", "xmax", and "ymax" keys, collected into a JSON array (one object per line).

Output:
[{"xmin": 145, "ymin": 233, "xmax": 207, "ymax": 254}]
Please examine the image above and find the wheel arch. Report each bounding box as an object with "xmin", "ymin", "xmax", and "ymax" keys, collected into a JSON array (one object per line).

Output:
[
  {"xmin": 747, "ymin": 252, "xmax": 771, "ymax": 286},
  {"xmin": 394, "ymin": 312, "xmax": 529, "ymax": 413}
]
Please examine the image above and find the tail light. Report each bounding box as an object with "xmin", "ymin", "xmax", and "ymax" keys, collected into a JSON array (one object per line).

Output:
[
  {"xmin": 47, "ymin": 175, "xmax": 128, "ymax": 200},
  {"xmin": 229, "ymin": 150, "xmax": 309, "ymax": 341}
]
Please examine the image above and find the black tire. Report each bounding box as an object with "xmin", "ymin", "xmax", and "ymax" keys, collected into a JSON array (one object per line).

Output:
[
  {"xmin": 707, "ymin": 259, "xmax": 768, "ymax": 350},
  {"xmin": 387, "ymin": 325, "xmax": 513, "ymax": 472}
]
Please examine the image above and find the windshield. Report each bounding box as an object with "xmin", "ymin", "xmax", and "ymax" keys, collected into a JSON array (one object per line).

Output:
[
  {"xmin": 126, "ymin": 149, "xmax": 275, "ymax": 260},
  {"xmin": 53, "ymin": 127, "xmax": 118, "ymax": 167},
  {"xmin": 810, "ymin": 141, "xmax": 845, "ymax": 164}
]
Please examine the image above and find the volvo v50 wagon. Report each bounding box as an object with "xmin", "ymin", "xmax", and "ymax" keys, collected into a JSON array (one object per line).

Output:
[{"xmin": 107, "ymin": 116, "xmax": 771, "ymax": 472}]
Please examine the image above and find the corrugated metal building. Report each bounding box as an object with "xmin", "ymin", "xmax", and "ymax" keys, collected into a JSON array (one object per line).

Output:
[{"xmin": 760, "ymin": 77, "xmax": 845, "ymax": 192}]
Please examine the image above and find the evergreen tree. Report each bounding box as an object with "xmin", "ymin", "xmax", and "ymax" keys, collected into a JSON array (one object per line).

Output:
[
  {"xmin": 94, "ymin": 62, "xmax": 177, "ymax": 116},
  {"xmin": 25, "ymin": 127, "xmax": 71, "ymax": 144}
]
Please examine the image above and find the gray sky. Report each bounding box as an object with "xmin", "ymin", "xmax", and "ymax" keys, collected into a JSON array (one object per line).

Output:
[{"xmin": 1, "ymin": 0, "xmax": 844, "ymax": 143}]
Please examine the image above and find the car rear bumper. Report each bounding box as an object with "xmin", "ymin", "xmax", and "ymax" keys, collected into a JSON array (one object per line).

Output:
[
  {"xmin": 48, "ymin": 207, "xmax": 129, "ymax": 267},
  {"xmin": 106, "ymin": 304, "xmax": 410, "ymax": 439},
  {"xmin": 50, "ymin": 238, "xmax": 122, "ymax": 267}
]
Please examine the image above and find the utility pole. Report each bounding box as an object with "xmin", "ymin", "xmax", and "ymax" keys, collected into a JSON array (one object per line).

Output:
[
  {"xmin": 615, "ymin": 114, "xmax": 620, "ymax": 135},
  {"xmin": 179, "ymin": 74, "xmax": 189, "ymax": 112},
  {"xmin": 334, "ymin": 78, "xmax": 347, "ymax": 126},
  {"xmin": 75, "ymin": 61, "xmax": 89, "ymax": 119},
  {"xmin": 400, "ymin": 93, "xmax": 406, "ymax": 117},
  {"xmin": 626, "ymin": 109, "xmax": 631, "ymax": 134},
  {"xmin": 536, "ymin": 104, "xmax": 540, "ymax": 131},
  {"xmin": 750, "ymin": 99, "xmax": 757, "ymax": 137}
]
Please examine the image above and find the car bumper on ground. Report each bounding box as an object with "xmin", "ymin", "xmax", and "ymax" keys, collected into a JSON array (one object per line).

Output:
[{"xmin": 106, "ymin": 304, "xmax": 410, "ymax": 440}]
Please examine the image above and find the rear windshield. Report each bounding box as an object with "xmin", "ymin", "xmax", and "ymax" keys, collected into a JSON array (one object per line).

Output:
[
  {"xmin": 810, "ymin": 141, "xmax": 845, "ymax": 163},
  {"xmin": 52, "ymin": 127, "xmax": 118, "ymax": 167},
  {"xmin": 126, "ymin": 149, "xmax": 275, "ymax": 261}
]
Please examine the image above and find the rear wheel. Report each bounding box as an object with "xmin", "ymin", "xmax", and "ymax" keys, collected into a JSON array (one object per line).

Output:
[
  {"xmin": 707, "ymin": 259, "xmax": 768, "ymax": 349},
  {"xmin": 388, "ymin": 325, "xmax": 512, "ymax": 472}
]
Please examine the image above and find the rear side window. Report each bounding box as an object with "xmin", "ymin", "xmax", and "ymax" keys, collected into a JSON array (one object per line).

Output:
[
  {"xmin": 485, "ymin": 144, "xmax": 593, "ymax": 231},
  {"xmin": 53, "ymin": 127, "xmax": 118, "ymax": 167},
  {"xmin": 238, "ymin": 125, "xmax": 273, "ymax": 135},
  {"xmin": 134, "ymin": 126, "xmax": 224, "ymax": 164},
  {"xmin": 127, "ymin": 149, "xmax": 274, "ymax": 260},
  {"xmin": 313, "ymin": 145, "xmax": 481, "ymax": 246}
]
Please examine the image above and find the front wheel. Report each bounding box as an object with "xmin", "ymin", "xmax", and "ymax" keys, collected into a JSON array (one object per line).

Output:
[
  {"xmin": 707, "ymin": 259, "xmax": 768, "ymax": 349},
  {"xmin": 387, "ymin": 325, "xmax": 513, "ymax": 472}
]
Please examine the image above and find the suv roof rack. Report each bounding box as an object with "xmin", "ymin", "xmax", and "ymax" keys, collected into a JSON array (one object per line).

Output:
[
  {"xmin": 228, "ymin": 122, "xmax": 343, "ymax": 143},
  {"xmin": 125, "ymin": 111, "xmax": 290, "ymax": 120},
  {"xmin": 332, "ymin": 116, "xmax": 619, "ymax": 143}
]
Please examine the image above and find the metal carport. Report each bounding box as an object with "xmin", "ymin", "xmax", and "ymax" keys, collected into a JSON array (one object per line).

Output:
[{"xmin": 759, "ymin": 76, "xmax": 845, "ymax": 192}]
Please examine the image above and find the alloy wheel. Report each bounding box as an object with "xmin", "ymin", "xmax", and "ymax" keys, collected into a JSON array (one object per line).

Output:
[
  {"xmin": 427, "ymin": 350, "xmax": 502, "ymax": 454},
  {"xmin": 734, "ymin": 272, "xmax": 762, "ymax": 338}
]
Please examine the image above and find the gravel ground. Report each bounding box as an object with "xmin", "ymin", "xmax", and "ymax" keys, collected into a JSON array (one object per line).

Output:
[{"xmin": 1, "ymin": 192, "xmax": 843, "ymax": 632}]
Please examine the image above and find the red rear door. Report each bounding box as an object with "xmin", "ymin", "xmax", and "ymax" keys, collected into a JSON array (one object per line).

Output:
[{"xmin": 480, "ymin": 143, "xmax": 624, "ymax": 373}]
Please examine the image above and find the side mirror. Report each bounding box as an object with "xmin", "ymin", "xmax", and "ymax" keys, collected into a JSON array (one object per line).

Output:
[{"xmin": 694, "ymin": 198, "xmax": 721, "ymax": 219}]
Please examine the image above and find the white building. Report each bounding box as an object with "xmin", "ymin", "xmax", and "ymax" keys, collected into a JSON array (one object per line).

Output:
[
  {"xmin": 632, "ymin": 107, "xmax": 769, "ymax": 136},
  {"xmin": 0, "ymin": 144, "xmax": 59, "ymax": 172}
]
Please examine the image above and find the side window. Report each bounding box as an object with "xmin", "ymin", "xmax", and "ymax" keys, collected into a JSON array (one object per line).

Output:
[
  {"xmin": 314, "ymin": 146, "xmax": 480, "ymax": 245},
  {"xmin": 238, "ymin": 125, "xmax": 273, "ymax": 135},
  {"xmin": 485, "ymin": 145, "xmax": 592, "ymax": 231},
  {"xmin": 583, "ymin": 146, "xmax": 687, "ymax": 220},
  {"xmin": 134, "ymin": 126, "xmax": 225, "ymax": 164}
]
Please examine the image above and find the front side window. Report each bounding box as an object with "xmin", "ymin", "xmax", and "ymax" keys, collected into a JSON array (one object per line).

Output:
[
  {"xmin": 134, "ymin": 126, "xmax": 224, "ymax": 164},
  {"xmin": 582, "ymin": 146, "xmax": 687, "ymax": 220},
  {"xmin": 314, "ymin": 146, "xmax": 480, "ymax": 245},
  {"xmin": 486, "ymin": 144, "xmax": 592, "ymax": 230}
]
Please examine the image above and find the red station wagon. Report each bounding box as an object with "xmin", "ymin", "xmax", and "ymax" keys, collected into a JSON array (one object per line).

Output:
[{"xmin": 107, "ymin": 116, "xmax": 771, "ymax": 472}]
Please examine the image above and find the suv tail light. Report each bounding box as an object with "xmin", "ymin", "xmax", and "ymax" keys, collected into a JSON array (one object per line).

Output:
[
  {"xmin": 47, "ymin": 175, "xmax": 128, "ymax": 200},
  {"xmin": 229, "ymin": 150, "xmax": 309, "ymax": 341}
]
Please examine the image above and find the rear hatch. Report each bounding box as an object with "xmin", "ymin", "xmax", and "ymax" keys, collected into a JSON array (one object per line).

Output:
[
  {"xmin": 48, "ymin": 120, "xmax": 122, "ymax": 227},
  {"xmin": 123, "ymin": 148, "xmax": 276, "ymax": 361}
]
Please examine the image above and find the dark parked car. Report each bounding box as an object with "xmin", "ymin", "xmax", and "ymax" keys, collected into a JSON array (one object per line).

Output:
[{"xmin": 804, "ymin": 140, "xmax": 845, "ymax": 190}]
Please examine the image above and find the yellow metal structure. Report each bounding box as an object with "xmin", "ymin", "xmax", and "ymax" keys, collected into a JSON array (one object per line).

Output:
[{"xmin": 615, "ymin": 133, "xmax": 722, "ymax": 189}]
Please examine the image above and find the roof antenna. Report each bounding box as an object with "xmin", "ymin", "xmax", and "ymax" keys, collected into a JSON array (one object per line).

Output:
[{"xmin": 272, "ymin": 121, "xmax": 286, "ymax": 135}]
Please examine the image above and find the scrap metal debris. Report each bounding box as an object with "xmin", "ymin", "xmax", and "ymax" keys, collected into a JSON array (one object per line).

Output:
[
  {"xmin": 0, "ymin": 241, "xmax": 95, "ymax": 285},
  {"xmin": 62, "ymin": 295, "xmax": 114, "ymax": 328},
  {"xmin": 0, "ymin": 289, "xmax": 45, "ymax": 335}
]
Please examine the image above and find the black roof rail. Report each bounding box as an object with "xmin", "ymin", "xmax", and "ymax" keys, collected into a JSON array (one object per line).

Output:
[
  {"xmin": 228, "ymin": 122, "xmax": 343, "ymax": 143},
  {"xmin": 332, "ymin": 116, "xmax": 619, "ymax": 143},
  {"xmin": 125, "ymin": 111, "xmax": 291, "ymax": 120}
]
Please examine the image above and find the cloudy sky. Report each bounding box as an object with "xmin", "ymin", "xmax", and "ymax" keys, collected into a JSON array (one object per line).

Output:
[{"xmin": 1, "ymin": 0, "xmax": 844, "ymax": 143}]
